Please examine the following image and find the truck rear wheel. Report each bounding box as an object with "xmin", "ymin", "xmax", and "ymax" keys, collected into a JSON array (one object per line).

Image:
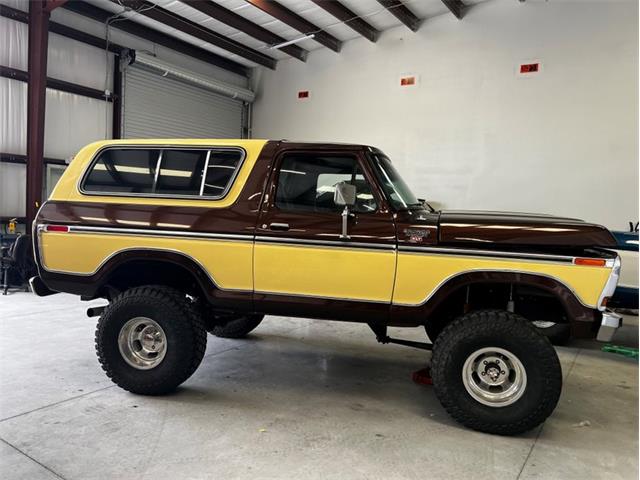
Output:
[
  {"xmin": 430, "ymin": 310, "xmax": 562, "ymax": 435},
  {"xmin": 95, "ymin": 286, "xmax": 207, "ymax": 395}
]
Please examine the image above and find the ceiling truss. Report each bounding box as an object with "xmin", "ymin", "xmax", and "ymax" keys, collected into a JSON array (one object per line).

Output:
[{"xmin": 60, "ymin": 0, "xmax": 473, "ymax": 75}]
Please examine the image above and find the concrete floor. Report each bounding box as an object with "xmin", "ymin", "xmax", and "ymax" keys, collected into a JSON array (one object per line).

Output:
[{"xmin": 0, "ymin": 292, "xmax": 637, "ymax": 480}]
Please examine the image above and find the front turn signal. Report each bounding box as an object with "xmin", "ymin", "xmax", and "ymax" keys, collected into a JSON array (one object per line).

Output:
[{"xmin": 574, "ymin": 258, "xmax": 606, "ymax": 267}]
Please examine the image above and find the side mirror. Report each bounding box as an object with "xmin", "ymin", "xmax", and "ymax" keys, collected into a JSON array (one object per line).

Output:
[{"xmin": 334, "ymin": 181, "xmax": 356, "ymax": 207}]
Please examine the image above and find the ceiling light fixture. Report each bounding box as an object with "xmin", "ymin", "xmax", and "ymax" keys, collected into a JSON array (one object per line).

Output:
[{"xmin": 269, "ymin": 34, "xmax": 315, "ymax": 50}]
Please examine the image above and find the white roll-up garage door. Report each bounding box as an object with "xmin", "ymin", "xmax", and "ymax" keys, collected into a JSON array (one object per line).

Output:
[{"xmin": 122, "ymin": 65, "xmax": 245, "ymax": 139}]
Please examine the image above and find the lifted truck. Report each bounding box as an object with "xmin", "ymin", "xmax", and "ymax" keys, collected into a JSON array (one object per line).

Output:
[{"xmin": 31, "ymin": 139, "xmax": 621, "ymax": 435}]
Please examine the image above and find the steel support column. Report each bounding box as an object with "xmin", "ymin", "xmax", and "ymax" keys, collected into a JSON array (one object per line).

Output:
[
  {"xmin": 112, "ymin": 57, "xmax": 122, "ymax": 139},
  {"xmin": 26, "ymin": 1, "xmax": 50, "ymax": 227}
]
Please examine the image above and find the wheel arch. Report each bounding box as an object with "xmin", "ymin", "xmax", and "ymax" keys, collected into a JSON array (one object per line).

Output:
[
  {"xmin": 39, "ymin": 248, "xmax": 221, "ymax": 302},
  {"xmin": 392, "ymin": 270, "xmax": 599, "ymax": 334},
  {"xmin": 431, "ymin": 270, "xmax": 589, "ymax": 311},
  {"xmin": 94, "ymin": 249, "xmax": 218, "ymax": 300}
]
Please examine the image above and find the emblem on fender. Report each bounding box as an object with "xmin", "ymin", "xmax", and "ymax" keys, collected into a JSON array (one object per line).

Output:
[{"xmin": 404, "ymin": 228, "xmax": 430, "ymax": 243}]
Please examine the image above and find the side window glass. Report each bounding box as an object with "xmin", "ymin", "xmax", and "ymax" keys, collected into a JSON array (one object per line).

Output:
[
  {"xmin": 275, "ymin": 155, "xmax": 377, "ymax": 213},
  {"xmin": 83, "ymin": 147, "xmax": 244, "ymax": 198},
  {"xmin": 83, "ymin": 149, "xmax": 160, "ymax": 193},
  {"xmin": 202, "ymin": 150, "xmax": 243, "ymax": 196},
  {"xmin": 155, "ymin": 150, "xmax": 207, "ymax": 196}
]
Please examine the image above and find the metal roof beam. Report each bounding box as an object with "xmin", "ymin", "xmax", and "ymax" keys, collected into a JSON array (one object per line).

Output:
[
  {"xmin": 180, "ymin": 0, "xmax": 307, "ymax": 62},
  {"xmin": 310, "ymin": 0, "xmax": 380, "ymax": 43},
  {"xmin": 111, "ymin": 0, "xmax": 277, "ymax": 69},
  {"xmin": 245, "ymin": 0, "xmax": 342, "ymax": 53},
  {"xmin": 62, "ymin": 0, "xmax": 249, "ymax": 76},
  {"xmin": 376, "ymin": 0, "xmax": 422, "ymax": 32},
  {"xmin": 441, "ymin": 0, "xmax": 467, "ymax": 19}
]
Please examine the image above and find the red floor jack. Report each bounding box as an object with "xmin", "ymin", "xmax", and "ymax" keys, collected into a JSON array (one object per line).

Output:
[
  {"xmin": 367, "ymin": 323, "xmax": 435, "ymax": 386},
  {"xmin": 412, "ymin": 367, "xmax": 433, "ymax": 385}
]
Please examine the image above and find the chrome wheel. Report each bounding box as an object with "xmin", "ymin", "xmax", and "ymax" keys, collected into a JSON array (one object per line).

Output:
[
  {"xmin": 462, "ymin": 347, "xmax": 527, "ymax": 407},
  {"xmin": 118, "ymin": 317, "xmax": 167, "ymax": 370}
]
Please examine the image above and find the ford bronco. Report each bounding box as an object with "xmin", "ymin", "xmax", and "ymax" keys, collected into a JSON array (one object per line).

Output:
[{"xmin": 31, "ymin": 139, "xmax": 621, "ymax": 435}]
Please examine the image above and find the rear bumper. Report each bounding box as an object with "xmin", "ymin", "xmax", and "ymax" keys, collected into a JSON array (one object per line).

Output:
[{"xmin": 596, "ymin": 310, "xmax": 622, "ymax": 342}]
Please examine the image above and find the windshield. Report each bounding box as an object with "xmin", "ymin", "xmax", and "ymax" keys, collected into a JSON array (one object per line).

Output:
[{"xmin": 369, "ymin": 152, "xmax": 422, "ymax": 210}]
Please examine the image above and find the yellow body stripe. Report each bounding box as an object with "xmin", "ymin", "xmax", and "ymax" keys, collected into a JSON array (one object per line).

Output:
[
  {"xmin": 49, "ymin": 139, "xmax": 269, "ymax": 209},
  {"xmin": 40, "ymin": 232, "xmax": 253, "ymax": 290},
  {"xmin": 393, "ymin": 253, "xmax": 610, "ymax": 308},
  {"xmin": 39, "ymin": 231, "xmax": 612, "ymax": 308},
  {"xmin": 254, "ymin": 244, "xmax": 395, "ymax": 302}
]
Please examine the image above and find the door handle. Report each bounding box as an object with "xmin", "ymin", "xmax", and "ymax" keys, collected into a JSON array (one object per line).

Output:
[{"xmin": 269, "ymin": 222, "xmax": 290, "ymax": 231}]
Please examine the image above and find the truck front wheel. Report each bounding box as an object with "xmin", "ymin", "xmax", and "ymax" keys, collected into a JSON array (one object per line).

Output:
[
  {"xmin": 430, "ymin": 310, "xmax": 562, "ymax": 435},
  {"xmin": 95, "ymin": 286, "xmax": 207, "ymax": 395}
]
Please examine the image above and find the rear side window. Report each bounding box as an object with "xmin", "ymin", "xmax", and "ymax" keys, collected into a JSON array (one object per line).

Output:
[
  {"xmin": 155, "ymin": 150, "xmax": 207, "ymax": 196},
  {"xmin": 82, "ymin": 147, "xmax": 244, "ymax": 198},
  {"xmin": 83, "ymin": 149, "xmax": 159, "ymax": 194}
]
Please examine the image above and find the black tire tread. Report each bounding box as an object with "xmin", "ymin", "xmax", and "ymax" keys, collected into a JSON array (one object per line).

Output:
[
  {"xmin": 210, "ymin": 314, "xmax": 264, "ymax": 339},
  {"xmin": 95, "ymin": 286, "xmax": 207, "ymax": 395},
  {"xmin": 431, "ymin": 309, "xmax": 562, "ymax": 435},
  {"xmin": 533, "ymin": 321, "xmax": 571, "ymax": 346}
]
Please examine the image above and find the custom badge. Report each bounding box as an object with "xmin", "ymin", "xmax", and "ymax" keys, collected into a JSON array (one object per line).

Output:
[{"xmin": 404, "ymin": 228, "xmax": 430, "ymax": 243}]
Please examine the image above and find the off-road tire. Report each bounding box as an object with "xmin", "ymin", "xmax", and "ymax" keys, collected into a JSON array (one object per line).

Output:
[
  {"xmin": 95, "ymin": 286, "xmax": 207, "ymax": 395},
  {"xmin": 431, "ymin": 309, "xmax": 562, "ymax": 435},
  {"xmin": 424, "ymin": 322, "xmax": 443, "ymax": 343},
  {"xmin": 532, "ymin": 321, "xmax": 571, "ymax": 346},
  {"xmin": 208, "ymin": 313, "xmax": 264, "ymax": 339}
]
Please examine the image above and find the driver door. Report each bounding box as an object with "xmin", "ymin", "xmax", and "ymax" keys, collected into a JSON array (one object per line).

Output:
[{"xmin": 253, "ymin": 150, "xmax": 397, "ymax": 317}]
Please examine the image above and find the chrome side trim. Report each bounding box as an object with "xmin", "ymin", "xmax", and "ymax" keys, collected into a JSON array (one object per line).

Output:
[
  {"xmin": 398, "ymin": 245, "xmax": 576, "ymax": 263},
  {"xmin": 391, "ymin": 268, "xmax": 595, "ymax": 309},
  {"xmin": 597, "ymin": 256, "xmax": 621, "ymax": 311},
  {"xmin": 40, "ymin": 223, "xmax": 394, "ymax": 252},
  {"xmin": 65, "ymin": 225, "xmax": 254, "ymax": 242},
  {"xmin": 255, "ymin": 236, "xmax": 396, "ymax": 251}
]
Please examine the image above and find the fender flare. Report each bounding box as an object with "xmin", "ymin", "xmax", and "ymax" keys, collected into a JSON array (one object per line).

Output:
[
  {"xmin": 392, "ymin": 270, "xmax": 598, "ymax": 327},
  {"xmin": 40, "ymin": 248, "xmax": 222, "ymax": 300}
]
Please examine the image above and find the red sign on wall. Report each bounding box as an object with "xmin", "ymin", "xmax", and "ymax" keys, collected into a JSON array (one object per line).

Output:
[
  {"xmin": 520, "ymin": 63, "xmax": 539, "ymax": 74},
  {"xmin": 400, "ymin": 76, "xmax": 416, "ymax": 87}
]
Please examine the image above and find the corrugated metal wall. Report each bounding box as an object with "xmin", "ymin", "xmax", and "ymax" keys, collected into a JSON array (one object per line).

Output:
[
  {"xmin": 0, "ymin": 0, "xmax": 250, "ymax": 219},
  {"xmin": 122, "ymin": 65, "xmax": 244, "ymax": 139},
  {"xmin": 0, "ymin": 4, "xmax": 113, "ymax": 218}
]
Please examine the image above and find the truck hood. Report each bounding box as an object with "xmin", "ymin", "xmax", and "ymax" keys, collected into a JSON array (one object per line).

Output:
[{"xmin": 438, "ymin": 210, "xmax": 616, "ymax": 247}]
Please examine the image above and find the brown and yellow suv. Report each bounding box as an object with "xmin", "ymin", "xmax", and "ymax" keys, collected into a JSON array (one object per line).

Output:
[{"xmin": 31, "ymin": 139, "xmax": 621, "ymax": 435}]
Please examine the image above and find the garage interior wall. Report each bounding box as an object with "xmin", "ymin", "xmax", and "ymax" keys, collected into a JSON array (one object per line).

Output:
[
  {"xmin": 0, "ymin": 0, "xmax": 250, "ymax": 219},
  {"xmin": 0, "ymin": 0, "xmax": 113, "ymax": 218},
  {"xmin": 252, "ymin": 0, "xmax": 639, "ymax": 231}
]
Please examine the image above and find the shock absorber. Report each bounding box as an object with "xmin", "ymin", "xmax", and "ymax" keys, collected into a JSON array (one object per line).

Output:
[{"xmin": 507, "ymin": 284, "xmax": 515, "ymax": 313}]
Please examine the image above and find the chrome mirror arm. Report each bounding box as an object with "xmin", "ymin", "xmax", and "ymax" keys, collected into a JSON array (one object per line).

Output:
[{"xmin": 340, "ymin": 206, "xmax": 351, "ymax": 240}]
